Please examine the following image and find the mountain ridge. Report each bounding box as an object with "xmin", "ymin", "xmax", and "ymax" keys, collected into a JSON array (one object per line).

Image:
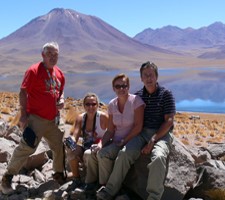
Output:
[
  {"xmin": 0, "ymin": 8, "xmax": 180, "ymax": 75},
  {"xmin": 1, "ymin": 8, "xmax": 225, "ymax": 77},
  {"xmin": 0, "ymin": 8, "xmax": 225, "ymax": 106},
  {"xmin": 134, "ymin": 22, "xmax": 225, "ymax": 59}
]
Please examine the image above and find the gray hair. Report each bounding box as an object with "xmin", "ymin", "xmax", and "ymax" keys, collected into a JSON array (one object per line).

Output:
[{"xmin": 42, "ymin": 42, "xmax": 59, "ymax": 54}]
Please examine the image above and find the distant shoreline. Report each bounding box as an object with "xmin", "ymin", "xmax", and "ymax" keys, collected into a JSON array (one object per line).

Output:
[{"xmin": 177, "ymin": 111, "xmax": 225, "ymax": 120}]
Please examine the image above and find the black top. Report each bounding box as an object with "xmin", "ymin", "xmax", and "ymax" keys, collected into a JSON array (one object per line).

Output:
[{"xmin": 135, "ymin": 84, "xmax": 176, "ymax": 129}]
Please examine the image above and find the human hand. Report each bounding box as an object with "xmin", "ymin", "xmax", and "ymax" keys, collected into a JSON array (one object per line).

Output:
[
  {"xmin": 56, "ymin": 102, "xmax": 64, "ymax": 110},
  {"xmin": 115, "ymin": 139, "xmax": 125, "ymax": 147},
  {"xmin": 141, "ymin": 142, "xmax": 154, "ymax": 155},
  {"xmin": 91, "ymin": 144, "xmax": 101, "ymax": 153},
  {"xmin": 19, "ymin": 115, "xmax": 28, "ymax": 130}
]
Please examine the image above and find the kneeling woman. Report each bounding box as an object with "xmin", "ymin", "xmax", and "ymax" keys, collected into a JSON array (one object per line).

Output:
[{"xmin": 66, "ymin": 93, "xmax": 108, "ymax": 187}]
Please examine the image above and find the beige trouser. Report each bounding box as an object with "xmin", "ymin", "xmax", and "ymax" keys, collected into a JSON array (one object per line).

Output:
[
  {"xmin": 83, "ymin": 143, "xmax": 121, "ymax": 185},
  {"xmin": 83, "ymin": 149, "xmax": 98, "ymax": 184},
  {"xmin": 104, "ymin": 128, "xmax": 172, "ymax": 200},
  {"xmin": 6, "ymin": 114, "xmax": 65, "ymax": 175}
]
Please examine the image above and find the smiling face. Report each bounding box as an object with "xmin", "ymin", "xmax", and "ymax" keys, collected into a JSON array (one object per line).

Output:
[
  {"xmin": 42, "ymin": 47, "xmax": 59, "ymax": 69},
  {"xmin": 141, "ymin": 66, "xmax": 158, "ymax": 91},
  {"xmin": 83, "ymin": 96, "xmax": 98, "ymax": 114},
  {"xmin": 113, "ymin": 77, "xmax": 129, "ymax": 97}
]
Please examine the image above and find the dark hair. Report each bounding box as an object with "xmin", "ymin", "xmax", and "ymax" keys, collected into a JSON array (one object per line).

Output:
[
  {"xmin": 83, "ymin": 92, "xmax": 99, "ymax": 106},
  {"xmin": 112, "ymin": 73, "xmax": 130, "ymax": 87},
  {"xmin": 140, "ymin": 61, "xmax": 158, "ymax": 78}
]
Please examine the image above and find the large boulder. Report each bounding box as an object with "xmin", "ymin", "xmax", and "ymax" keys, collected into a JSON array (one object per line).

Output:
[
  {"xmin": 124, "ymin": 137, "xmax": 197, "ymax": 200},
  {"xmin": 184, "ymin": 164, "xmax": 225, "ymax": 199}
]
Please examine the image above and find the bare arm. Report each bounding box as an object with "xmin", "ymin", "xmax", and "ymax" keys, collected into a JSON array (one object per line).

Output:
[
  {"xmin": 100, "ymin": 112, "xmax": 109, "ymax": 131},
  {"xmin": 57, "ymin": 91, "xmax": 65, "ymax": 110},
  {"xmin": 151, "ymin": 113, "xmax": 175, "ymax": 142},
  {"xmin": 141, "ymin": 113, "xmax": 175, "ymax": 155},
  {"xmin": 71, "ymin": 114, "xmax": 82, "ymax": 142},
  {"xmin": 19, "ymin": 88, "xmax": 28, "ymax": 129},
  {"xmin": 101, "ymin": 114, "xmax": 115, "ymax": 147}
]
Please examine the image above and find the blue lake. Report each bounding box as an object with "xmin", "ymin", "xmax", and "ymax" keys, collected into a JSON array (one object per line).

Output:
[
  {"xmin": 64, "ymin": 67, "xmax": 225, "ymax": 114},
  {"xmin": 0, "ymin": 67, "xmax": 224, "ymax": 114}
]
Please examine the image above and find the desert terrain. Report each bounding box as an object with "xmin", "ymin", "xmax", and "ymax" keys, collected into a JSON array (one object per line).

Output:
[{"xmin": 0, "ymin": 91, "xmax": 225, "ymax": 150}]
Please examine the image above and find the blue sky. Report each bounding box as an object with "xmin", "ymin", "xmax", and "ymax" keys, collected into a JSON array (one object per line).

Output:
[{"xmin": 1, "ymin": 0, "xmax": 225, "ymax": 39}]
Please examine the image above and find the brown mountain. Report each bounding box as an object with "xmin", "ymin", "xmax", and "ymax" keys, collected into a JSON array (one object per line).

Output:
[
  {"xmin": 0, "ymin": 8, "xmax": 225, "ymax": 107},
  {"xmin": 0, "ymin": 8, "xmax": 180, "ymax": 75}
]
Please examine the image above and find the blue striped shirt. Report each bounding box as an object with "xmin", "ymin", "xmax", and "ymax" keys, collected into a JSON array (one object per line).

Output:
[{"xmin": 135, "ymin": 84, "xmax": 176, "ymax": 129}]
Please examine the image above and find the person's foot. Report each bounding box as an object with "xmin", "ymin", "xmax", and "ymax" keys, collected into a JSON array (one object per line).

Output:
[
  {"xmin": 0, "ymin": 174, "xmax": 14, "ymax": 195},
  {"xmin": 84, "ymin": 182, "xmax": 98, "ymax": 194},
  {"xmin": 52, "ymin": 172, "xmax": 67, "ymax": 185},
  {"xmin": 115, "ymin": 194, "xmax": 130, "ymax": 200},
  {"xmin": 96, "ymin": 186, "xmax": 113, "ymax": 200},
  {"xmin": 71, "ymin": 177, "xmax": 82, "ymax": 188}
]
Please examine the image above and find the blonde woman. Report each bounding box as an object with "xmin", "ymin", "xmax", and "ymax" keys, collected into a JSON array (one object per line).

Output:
[
  {"xmin": 66, "ymin": 93, "xmax": 108, "ymax": 188},
  {"xmin": 84, "ymin": 73, "xmax": 145, "ymax": 197}
]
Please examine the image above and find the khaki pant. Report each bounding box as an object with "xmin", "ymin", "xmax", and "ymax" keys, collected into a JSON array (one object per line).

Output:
[
  {"xmin": 103, "ymin": 128, "xmax": 173, "ymax": 200},
  {"xmin": 83, "ymin": 149, "xmax": 97, "ymax": 183},
  {"xmin": 82, "ymin": 142, "xmax": 121, "ymax": 185},
  {"xmin": 6, "ymin": 114, "xmax": 65, "ymax": 175},
  {"xmin": 96, "ymin": 143, "xmax": 121, "ymax": 185}
]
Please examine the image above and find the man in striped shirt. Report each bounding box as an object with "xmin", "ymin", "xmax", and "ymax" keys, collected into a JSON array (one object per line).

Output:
[{"xmin": 97, "ymin": 61, "xmax": 176, "ymax": 200}]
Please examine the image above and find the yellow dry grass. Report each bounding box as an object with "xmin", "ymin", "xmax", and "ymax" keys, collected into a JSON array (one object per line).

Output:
[
  {"xmin": 0, "ymin": 92, "xmax": 225, "ymax": 149},
  {"xmin": 205, "ymin": 189, "xmax": 225, "ymax": 200}
]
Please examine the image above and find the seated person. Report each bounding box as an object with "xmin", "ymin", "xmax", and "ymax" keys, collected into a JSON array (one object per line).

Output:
[
  {"xmin": 66, "ymin": 93, "xmax": 108, "ymax": 187},
  {"xmin": 84, "ymin": 73, "xmax": 145, "ymax": 194}
]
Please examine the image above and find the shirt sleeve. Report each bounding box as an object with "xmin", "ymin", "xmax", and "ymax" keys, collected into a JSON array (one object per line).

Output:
[
  {"xmin": 21, "ymin": 68, "xmax": 35, "ymax": 93},
  {"xmin": 108, "ymin": 101, "xmax": 114, "ymax": 115},
  {"xmin": 133, "ymin": 95, "xmax": 145, "ymax": 110},
  {"xmin": 163, "ymin": 90, "xmax": 176, "ymax": 114}
]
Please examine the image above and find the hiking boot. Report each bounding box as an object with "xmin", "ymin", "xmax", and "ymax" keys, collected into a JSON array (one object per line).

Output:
[
  {"xmin": 115, "ymin": 194, "xmax": 130, "ymax": 200},
  {"xmin": 52, "ymin": 172, "xmax": 67, "ymax": 185},
  {"xmin": 71, "ymin": 177, "xmax": 82, "ymax": 189},
  {"xmin": 0, "ymin": 174, "xmax": 14, "ymax": 195},
  {"xmin": 84, "ymin": 182, "xmax": 98, "ymax": 194}
]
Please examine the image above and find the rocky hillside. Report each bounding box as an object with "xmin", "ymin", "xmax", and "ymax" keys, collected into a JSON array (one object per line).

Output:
[{"xmin": 0, "ymin": 92, "xmax": 225, "ymax": 200}]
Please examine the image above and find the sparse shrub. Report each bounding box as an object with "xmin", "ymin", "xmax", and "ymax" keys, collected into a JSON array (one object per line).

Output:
[
  {"xmin": 10, "ymin": 111, "xmax": 21, "ymax": 127},
  {"xmin": 205, "ymin": 188, "xmax": 225, "ymax": 200},
  {"xmin": 194, "ymin": 141, "xmax": 202, "ymax": 146},
  {"xmin": 1, "ymin": 107, "xmax": 11, "ymax": 114},
  {"xmin": 181, "ymin": 138, "xmax": 189, "ymax": 145},
  {"xmin": 209, "ymin": 132, "xmax": 215, "ymax": 137},
  {"xmin": 65, "ymin": 106, "xmax": 77, "ymax": 125},
  {"xmin": 7, "ymin": 116, "xmax": 13, "ymax": 122}
]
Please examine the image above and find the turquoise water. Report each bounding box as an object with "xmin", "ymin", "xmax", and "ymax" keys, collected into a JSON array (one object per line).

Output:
[{"xmin": 176, "ymin": 99, "xmax": 225, "ymax": 114}]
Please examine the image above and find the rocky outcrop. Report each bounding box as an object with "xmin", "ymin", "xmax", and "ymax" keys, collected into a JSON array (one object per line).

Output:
[
  {"xmin": 124, "ymin": 137, "xmax": 225, "ymax": 200},
  {"xmin": 124, "ymin": 138, "xmax": 198, "ymax": 200},
  {"xmin": 0, "ymin": 119, "xmax": 225, "ymax": 200},
  {"xmin": 0, "ymin": 92, "xmax": 225, "ymax": 200}
]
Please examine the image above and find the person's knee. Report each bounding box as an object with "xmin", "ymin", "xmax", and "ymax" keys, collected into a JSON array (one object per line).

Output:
[
  {"xmin": 150, "ymin": 153, "xmax": 167, "ymax": 167},
  {"xmin": 118, "ymin": 148, "xmax": 138, "ymax": 162},
  {"xmin": 97, "ymin": 148, "xmax": 107, "ymax": 159}
]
